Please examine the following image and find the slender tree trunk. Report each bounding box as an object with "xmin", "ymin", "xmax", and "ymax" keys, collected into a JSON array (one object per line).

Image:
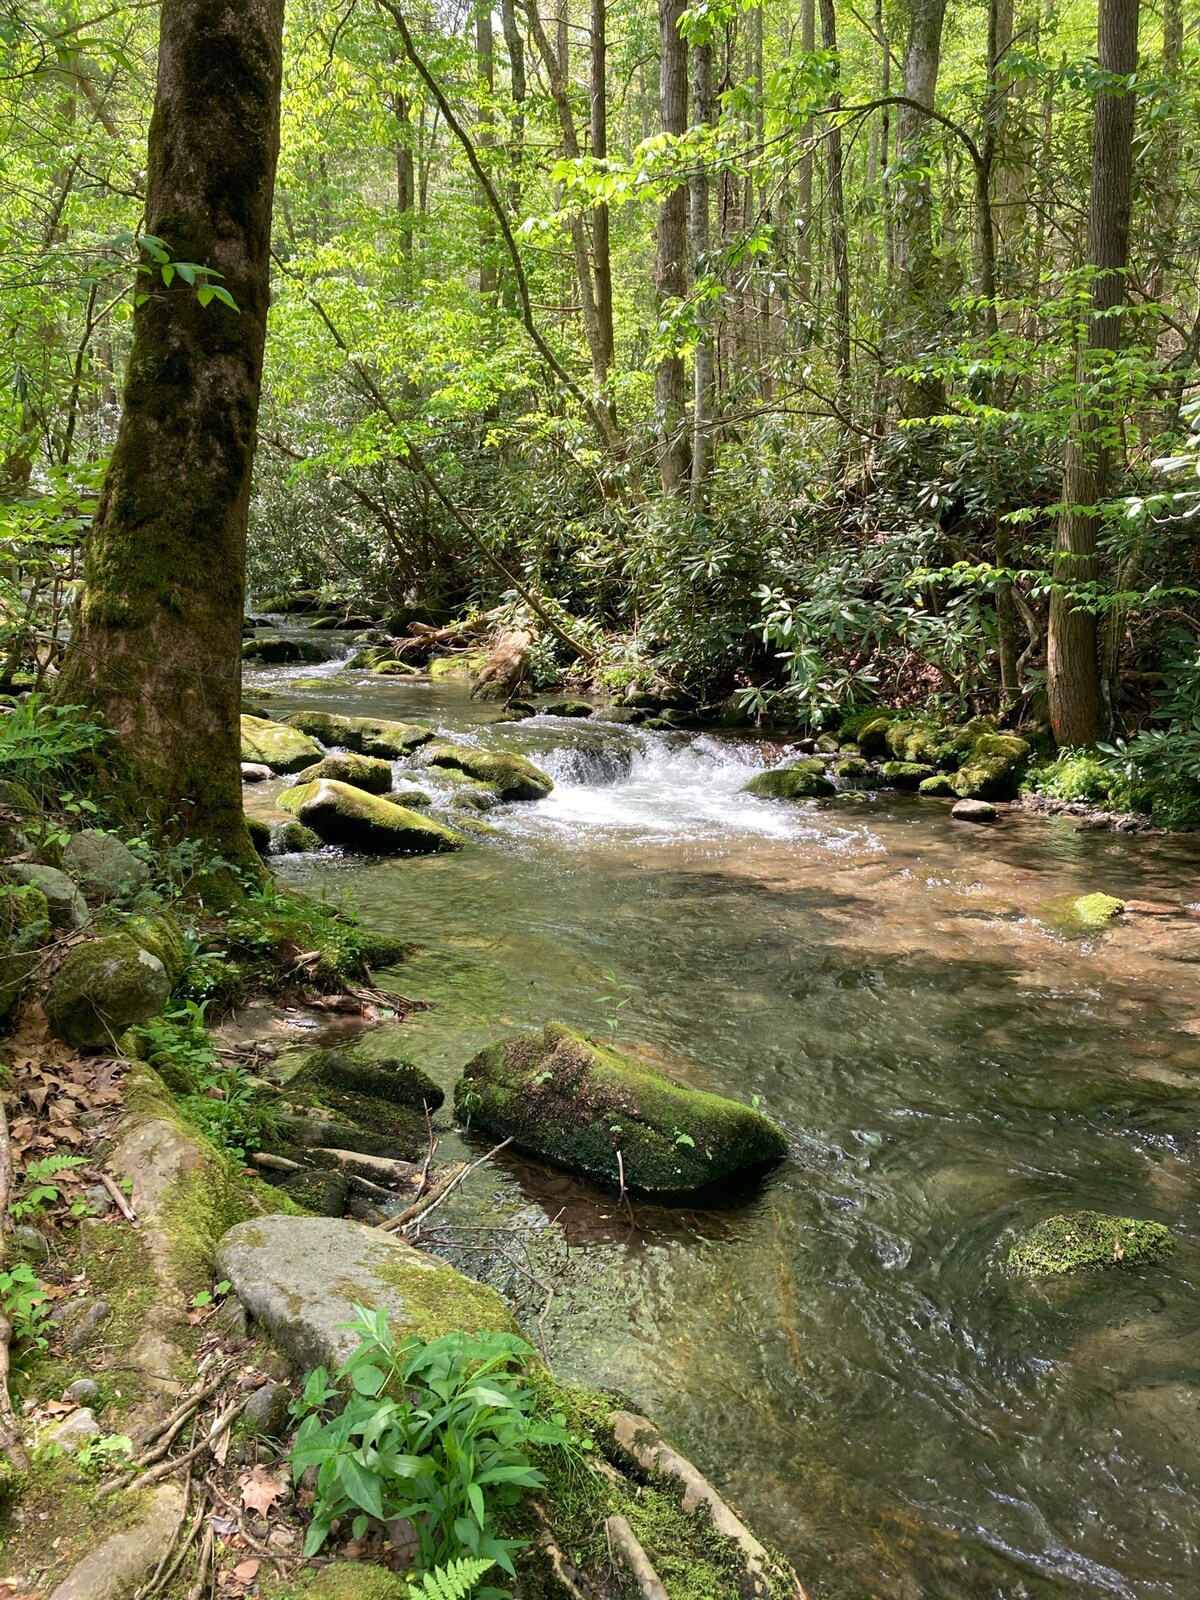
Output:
[
  {"xmin": 1046, "ymin": 0, "xmax": 1139, "ymax": 748},
  {"xmin": 500, "ymin": 0, "xmax": 527, "ymax": 312},
  {"xmin": 590, "ymin": 0, "xmax": 615, "ymax": 415},
  {"xmin": 394, "ymin": 90, "xmax": 415, "ymax": 261},
  {"xmin": 819, "ymin": 0, "xmax": 851, "ymax": 406},
  {"xmin": 795, "ymin": 0, "xmax": 815, "ymax": 296},
  {"xmin": 656, "ymin": 0, "xmax": 689, "ymax": 494},
  {"xmin": 54, "ymin": 0, "xmax": 284, "ymax": 863},
  {"xmin": 476, "ymin": 2, "xmax": 498, "ymax": 299},
  {"xmin": 690, "ymin": 36, "xmax": 715, "ymax": 503},
  {"xmin": 893, "ymin": 0, "xmax": 947, "ymax": 417}
]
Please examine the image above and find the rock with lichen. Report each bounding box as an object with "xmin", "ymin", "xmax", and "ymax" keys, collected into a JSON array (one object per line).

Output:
[
  {"xmin": 293, "ymin": 752, "xmax": 394, "ymax": 794},
  {"xmin": 278, "ymin": 780, "xmax": 463, "ymax": 855},
  {"xmin": 239, "ymin": 715, "xmax": 323, "ymax": 775},
  {"xmin": 743, "ymin": 759, "xmax": 835, "ymax": 800},
  {"xmin": 455, "ymin": 1023, "xmax": 788, "ymax": 1198},
  {"xmin": 45, "ymin": 933, "xmax": 171, "ymax": 1047},
  {"xmin": 1008, "ymin": 1211, "xmax": 1173, "ymax": 1277},
  {"xmin": 420, "ymin": 742, "xmax": 553, "ymax": 802},
  {"xmin": 285, "ymin": 710, "xmax": 433, "ymax": 759},
  {"xmin": 1072, "ymin": 892, "xmax": 1126, "ymax": 927}
]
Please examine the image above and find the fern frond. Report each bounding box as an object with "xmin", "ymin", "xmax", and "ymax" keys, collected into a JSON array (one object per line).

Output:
[{"xmin": 412, "ymin": 1556, "xmax": 494, "ymax": 1600}]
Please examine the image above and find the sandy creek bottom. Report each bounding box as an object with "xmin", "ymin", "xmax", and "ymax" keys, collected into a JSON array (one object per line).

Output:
[{"xmin": 245, "ymin": 665, "xmax": 1200, "ymax": 1600}]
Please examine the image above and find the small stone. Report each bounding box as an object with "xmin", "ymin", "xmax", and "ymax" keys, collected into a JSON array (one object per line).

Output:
[
  {"xmin": 67, "ymin": 1379, "xmax": 101, "ymax": 1408},
  {"xmin": 64, "ymin": 1298, "xmax": 112, "ymax": 1351},
  {"xmin": 951, "ymin": 799, "xmax": 997, "ymax": 823},
  {"xmin": 43, "ymin": 1406, "xmax": 102, "ymax": 1452},
  {"xmin": 5, "ymin": 864, "xmax": 88, "ymax": 929},
  {"xmin": 242, "ymin": 1381, "xmax": 291, "ymax": 1438},
  {"xmin": 241, "ymin": 763, "xmax": 273, "ymax": 783},
  {"xmin": 12, "ymin": 1225, "xmax": 50, "ymax": 1262},
  {"xmin": 83, "ymin": 1183, "xmax": 115, "ymax": 1215}
]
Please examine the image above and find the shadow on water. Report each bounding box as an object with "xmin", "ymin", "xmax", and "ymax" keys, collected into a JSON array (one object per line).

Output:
[{"xmin": 251, "ymin": 662, "xmax": 1200, "ymax": 1599}]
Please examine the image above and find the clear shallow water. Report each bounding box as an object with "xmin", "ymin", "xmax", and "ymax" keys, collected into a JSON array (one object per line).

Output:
[{"xmin": 249, "ymin": 658, "xmax": 1200, "ymax": 1599}]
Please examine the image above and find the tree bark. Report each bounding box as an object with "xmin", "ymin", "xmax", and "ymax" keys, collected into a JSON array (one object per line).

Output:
[
  {"xmin": 1046, "ymin": 0, "xmax": 1139, "ymax": 748},
  {"xmin": 655, "ymin": 0, "xmax": 689, "ymax": 495},
  {"xmin": 590, "ymin": 0, "xmax": 616, "ymax": 414},
  {"xmin": 476, "ymin": 1, "xmax": 498, "ymax": 299},
  {"xmin": 893, "ymin": 0, "xmax": 947, "ymax": 417},
  {"xmin": 690, "ymin": 36, "xmax": 715, "ymax": 503},
  {"xmin": 55, "ymin": 0, "xmax": 284, "ymax": 864},
  {"xmin": 819, "ymin": 0, "xmax": 851, "ymax": 405},
  {"xmin": 795, "ymin": 0, "xmax": 815, "ymax": 296}
]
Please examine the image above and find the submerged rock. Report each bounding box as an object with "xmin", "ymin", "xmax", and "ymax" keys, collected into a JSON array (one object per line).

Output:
[
  {"xmin": 455, "ymin": 1023, "xmax": 788, "ymax": 1198},
  {"xmin": 278, "ymin": 779, "xmax": 463, "ymax": 855},
  {"xmin": 422, "ymin": 742, "xmax": 553, "ymax": 801},
  {"xmin": 286, "ymin": 710, "xmax": 433, "ymax": 758},
  {"xmin": 63, "ymin": 830, "xmax": 149, "ymax": 901},
  {"xmin": 917, "ymin": 773, "xmax": 957, "ymax": 797},
  {"xmin": 1008, "ymin": 1211, "xmax": 1173, "ymax": 1277},
  {"xmin": 293, "ymin": 752, "xmax": 394, "ymax": 795},
  {"xmin": 239, "ymin": 715, "xmax": 323, "ymax": 775},
  {"xmin": 832, "ymin": 755, "xmax": 873, "ymax": 788},
  {"xmin": 744, "ymin": 759, "xmax": 835, "ymax": 800},
  {"xmin": 45, "ymin": 934, "xmax": 170, "ymax": 1047},
  {"xmin": 216, "ymin": 1216, "xmax": 516, "ymax": 1370},
  {"xmin": 428, "ymin": 651, "xmax": 488, "ymax": 681}
]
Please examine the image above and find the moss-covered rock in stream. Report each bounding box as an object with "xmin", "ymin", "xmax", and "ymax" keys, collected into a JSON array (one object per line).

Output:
[
  {"xmin": 1008, "ymin": 1212, "xmax": 1173, "ymax": 1277},
  {"xmin": 428, "ymin": 650, "xmax": 488, "ymax": 681},
  {"xmin": 286, "ymin": 710, "xmax": 433, "ymax": 758},
  {"xmin": 833, "ymin": 755, "xmax": 874, "ymax": 788},
  {"xmin": 917, "ymin": 773, "xmax": 958, "ymax": 797},
  {"xmin": 293, "ymin": 751, "xmax": 394, "ymax": 794},
  {"xmin": 743, "ymin": 759, "xmax": 835, "ymax": 799},
  {"xmin": 885, "ymin": 720, "xmax": 977, "ymax": 769},
  {"xmin": 950, "ymin": 733, "xmax": 1031, "ymax": 800},
  {"xmin": 45, "ymin": 932, "xmax": 171, "ymax": 1047},
  {"xmin": 216, "ymin": 1216, "xmax": 518, "ymax": 1370},
  {"xmin": 271, "ymin": 819, "xmax": 323, "ymax": 853},
  {"xmin": 246, "ymin": 815, "xmax": 272, "ymax": 857},
  {"xmin": 878, "ymin": 760, "xmax": 935, "ymax": 790},
  {"xmin": 239, "ymin": 715, "xmax": 323, "ymax": 775},
  {"xmin": 242, "ymin": 634, "xmax": 329, "ymax": 664},
  {"xmin": 856, "ymin": 715, "xmax": 895, "ymax": 757},
  {"xmin": 277, "ymin": 780, "xmax": 463, "ymax": 855},
  {"xmin": 455, "ymin": 1023, "xmax": 788, "ymax": 1198},
  {"xmin": 421, "ymin": 742, "xmax": 554, "ymax": 802},
  {"xmin": 307, "ymin": 1047, "xmax": 444, "ymax": 1111},
  {"xmin": 1072, "ymin": 892, "xmax": 1126, "ymax": 927}
]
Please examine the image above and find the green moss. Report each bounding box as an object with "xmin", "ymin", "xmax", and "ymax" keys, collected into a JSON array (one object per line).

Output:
[
  {"xmin": 1072, "ymin": 892, "xmax": 1126, "ymax": 927},
  {"xmin": 278, "ymin": 780, "xmax": 464, "ymax": 855},
  {"xmin": 370, "ymin": 1256, "xmax": 518, "ymax": 1344},
  {"xmin": 832, "ymin": 755, "xmax": 873, "ymax": 787},
  {"xmin": 422, "ymin": 743, "xmax": 553, "ymax": 802},
  {"xmin": 0, "ymin": 883, "xmax": 50, "ymax": 1019},
  {"xmin": 308, "ymin": 1047, "xmax": 444, "ymax": 1111},
  {"xmin": 246, "ymin": 815, "xmax": 272, "ymax": 857},
  {"xmin": 124, "ymin": 911, "xmax": 188, "ymax": 986},
  {"xmin": 286, "ymin": 711, "xmax": 433, "ymax": 758},
  {"xmin": 456, "ymin": 1024, "xmax": 787, "ymax": 1197},
  {"xmin": 1008, "ymin": 1211, "xmax": 1173, "ymax": 1277},
  {"xmin": 743, "ymin": 760, "xmax": 835, "ymax": 800},
  {"xmin": 293, "ymin": 753, "xmax": 394, "ymax": 794},
  {"xmin": 428, "ymin": 651, "xmax": 488, "ymax": 681},
  {"xmin": 917, "ymin": 773, "xmax": 957, "ymax": 796},
  {"xmin": 0, "ymin": 1452, "xmax": 148, "ymax": 1587},
  {"xmin": 239, "ymin": 716, "xmax": 324, "ymax": 775},
  {"xmin": 878, "ymin": 760, "xmax": 935, "ymax": 790},
  {"xmin": 266, "ymin": 1565, "xmax": 412, "ymax": 1600}
]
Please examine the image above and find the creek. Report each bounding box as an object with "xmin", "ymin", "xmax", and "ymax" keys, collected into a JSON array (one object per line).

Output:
[{"xmin": 246, "ymin": 649, "xmax": 1200, "ymax": 1600}]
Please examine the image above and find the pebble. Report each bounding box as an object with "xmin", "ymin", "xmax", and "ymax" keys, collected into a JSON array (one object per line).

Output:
[
  {"xmin": 64, "ymin": 1299, "xmax": 112, "ymax": 1351},
  {"xmin": 12, "ymin": 1225, "xmax": 50, "ymax": 1263},
  {"xmin": 83, "ymin": 1183, "xmax": 115, "ymax": 1215},
  {"xmin": 67, "ymin": 1378, "xmax": 101, "ymax": 1408},
  {"xmin": 242, "ymin": 1380, "xmax": 291, "ymax": 1438}
]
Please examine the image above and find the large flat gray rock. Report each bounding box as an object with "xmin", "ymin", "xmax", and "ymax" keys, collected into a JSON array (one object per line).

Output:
[
  {"xmin": 216, "ymin": 1216, "xmax": 516, "ymax": 1372},
  {"xmin": 50, "ymin": 1485, "xmax": 184, "ymax": 1600}
]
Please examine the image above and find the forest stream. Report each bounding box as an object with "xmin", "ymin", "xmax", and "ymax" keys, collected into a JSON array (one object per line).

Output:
[{"xmin": 246, "ymin": 644, "xmax": 1200, "ymax": 1600}]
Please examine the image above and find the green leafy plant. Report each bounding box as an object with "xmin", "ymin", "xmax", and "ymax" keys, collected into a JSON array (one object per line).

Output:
[
  {"xmin": 9, "ymin": 1154, "xmax": 88, "ymax": 1220},
  {"xmin": 191, "ymin": 1279, "xmax": 231, "ymax": 1309},
  {"xmin": 0, "ymin": 1264, "xmax": 53, "ymax": 1351},
  {"xmin": 74, "ymin": 1431, "xmax": 134, "ymax": 1479},
  {"xmin": 410, "ymin": 1558, "xmax": 496, "ymax": 1600},
  {"xmin": 290, "ymin": 1310, "xmax": 580, "ymax": 1590},
  {"xmin": 594, "ymin": 971, "xmax": 636, "ymax": 1041}
]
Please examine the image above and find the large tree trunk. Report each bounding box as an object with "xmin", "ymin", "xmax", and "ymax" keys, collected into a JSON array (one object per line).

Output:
[
  {"xmin": 893, "ymin": 0, "xmax": 947, "ymax": 418},
  {"xmin": 55, "ymin": 0, "xmax": 284, "ymax": 864},
  {"xmin": 1046, "ymin": 0, "xmax": 1139, "ymax": 748},
  {"xmin": 655, "ymin": 0, "xmax": 689, "ymax": 495}
]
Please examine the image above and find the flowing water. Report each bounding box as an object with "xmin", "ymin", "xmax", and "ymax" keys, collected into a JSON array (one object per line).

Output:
[{"xmin": 247, "ymin": 650, "xmax": 1200, "ymax": 1600}]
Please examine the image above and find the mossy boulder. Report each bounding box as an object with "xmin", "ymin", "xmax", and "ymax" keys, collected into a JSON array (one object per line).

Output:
[
  {"xmin": 240, "ymin": 716, "xmax": 323, "ymax": 775},
  {"xmin": 455, "ymin": 1023, "xmax": 788, "ymax": 1198},
  {"xmin": 1073, "ymin": 892, "xmax": 1126, "ymax": 927},
  {"xmin": 278, "ymin": 780, "xmax": 463, "ymax": 855},
  {"xmin": 4, "ymin": 863, "xmax": 86, "ymax": 929},
  {"xmin": 45, "ymin": 933, "xmax": 171, "ymax": 1047},
  {"xmin": 885, "ymin": 720, "xmax": 973, "ymax": 769},
  {"xmin": 743, "ymin": 759, "xmax": 835, "ymax": 800},
  {"xmin": 542, "ymin": 699, "xmax": 594, "ymax": 718},
  {"xmin": 878, "ymin": 760, "xmax": 935, "ymax": 790},
  {"xmin": 832, "ymin": 755, "xmax": 873, "ymax": 788},
  {"xmin": 293, "ymin": 752, "xmax": 394, "ymax": 795},
  {"xmin": 836, "ymin": 708, "xmax": 886, "ymax": 744},
  {"xmin": 63, "ymin": 829, "xmax": 150, "ymax": 901},
  {"xmin": 308, "ymin": 1047, "xmax": 444, "ymax": 1111},
  {"xmin": 428, "ymin": 651, "xmax": 488, "ymax": 681},
  {"xmin": 246, "ymin": 816, "xmax": 271, "ymax": 857},
  {"xmin": 0, "ymin": 883, "xmax": 51, "ymax": 1019},
  {"xmin": 125, "ymin": 913, "xmax": 187, "ymax": 986},
  {"xmin": 1008, "ymin": 1211, "xmax": 1173, "ymax": 1277},
  {"xmin": 856, "ymin": 716, "xmax": 894, "ymax": 758},
  {"xmin": 917, "ymin": 773, "xmax": 957, "ymax": 797},
  {"xmin": 286, "ymin": 711, "xmax": 433, "ymax": 759},
  {"xmin": 216, "ymin": 1216, "xmax": 517, "ymax": 1372},
  {"xmin": 422, "ymin": 742, "xmax": 553, "ymax": 802},
  {"xmin": 272, "ymin": 820, "xmax": 322, "ymax": 854},
  {"xmin": 241, "ymin": 635, "xmax": 328, "ymax": 664},
  {"xmin": 950, "ymin": 733, "xmax": 1031, "ymax": 800}
]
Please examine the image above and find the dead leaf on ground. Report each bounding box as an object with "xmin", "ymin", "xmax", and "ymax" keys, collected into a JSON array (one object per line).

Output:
[{"xmin": 239, "ymin": 1465, "xmax": 285, "ymax": 1517}]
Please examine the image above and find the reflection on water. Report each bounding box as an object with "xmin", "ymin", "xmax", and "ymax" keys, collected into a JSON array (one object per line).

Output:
[{"xmin": 252, "ymin": 657, "xmax": 1200, "ymax": 1599}]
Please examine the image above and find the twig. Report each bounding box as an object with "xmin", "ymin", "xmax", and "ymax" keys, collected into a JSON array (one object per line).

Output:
[
  {"xmin": 0, "ymin": 1094, "xmax": 28, "ymax": 1469},
  {"xmin": 135, "ymin": 1464, "xmax": 198, "ymax": 1599},
  {"xmin": 185, "ymin": 1524, "xmax": 214, "ymax": 1600},
  {"xmin": 205, "ymin": 1477, "xmax": 296, "ymax": 1573},
  {"xmin": 415, "ymin": 1102, "xmax": 437, "ymax": 1201},
  {"xmin": 84, "ymin": 1167, "xmax": 138, "ymax": 1222},
  {"xmin": 247, "ymin": 1152, "xmax": 302, "ymax": 1174},
  {"xmin": 130, "ymin": 1360, "xmax": 236, "ymax": 1459},
  {"xmin": 104, "ymin": 1398, "xmax": 241, "ymax": 1496},
  {"xmin": 377, "ymin": 1160, "xmax": 468, "ymax": 1232}
]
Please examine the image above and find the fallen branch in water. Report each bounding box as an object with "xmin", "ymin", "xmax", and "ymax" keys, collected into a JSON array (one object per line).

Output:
[{"xmin": 379, "ymin": 1137, "xmax": 514, "ymax": 1234}]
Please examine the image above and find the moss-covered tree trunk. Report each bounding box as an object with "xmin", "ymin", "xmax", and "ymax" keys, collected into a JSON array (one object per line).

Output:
[{"xmin": 55, "ymin": 0, "xmax": 285, "ymax": 865}]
